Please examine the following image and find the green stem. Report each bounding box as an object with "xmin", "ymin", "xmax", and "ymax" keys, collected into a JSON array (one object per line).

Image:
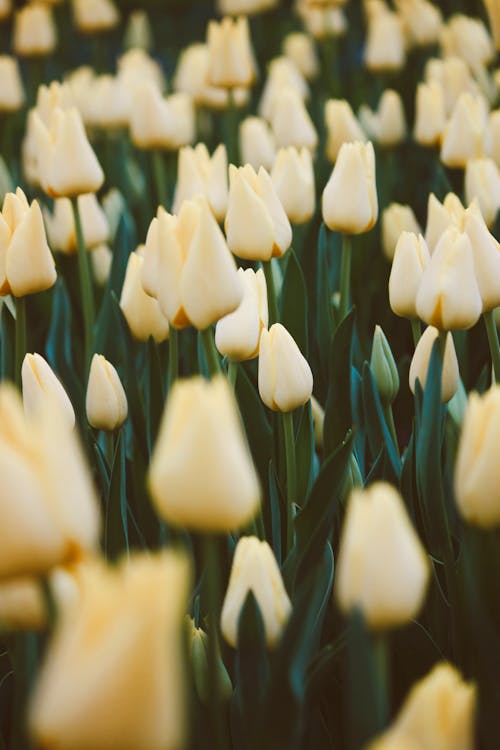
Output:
[
  {"xmin": 263, "ymin": 260, "xmax": 279, "ymax": 326},
  {"xmin": 71, "ymin": 197, "xmax": 95, "ymax": 373},
  {"xmin": 226, "ymin": 87, "xmax": 238, "ymax": 165},
  {"xmin": 383, "ymin": 404, "xmax": 400, "ymax": 460},
  {"xmin": 373, "ymin": 634, "xmax": 390, "ymax": 728},
  {"xmin": 283, "ymin": 411, "xmax": 296, "ymax": 555},
  {"xmin": 227, "ymin": 360, "xmax": 238, "ymax": 388},
  {"xmin": 339, "ymin": 234, "xmax": 352, "ymax": 322},
  {"xmin": 203, "ymin": 536, "xmax": 228, "ymax": 750},
  {"xmin": 168, "ymin": 327, "xmax": 179, "ymax": 391},
  {"xmin": 201, "ymin": 327, "xmax": 222, "ymax": 378},
  {"xmin": 105, "ymin": 431, "xmax": 115, "ymax": 468},
  {"xmin": 152, "ymin": 149, "xmax": 168, "ymax": 208},
  {"xmin": 483, "ymin": 309, "xmax": 500, "ymax": 383},
  {"xmin": 411, "ymin": 318, "xmax": 421, "ymax": 348},
  {"xmin": 15, "ymin": 296, "xmax": 26, "ymax": 391}
]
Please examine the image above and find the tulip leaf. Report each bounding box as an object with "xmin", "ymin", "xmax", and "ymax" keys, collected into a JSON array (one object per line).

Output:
[
  {"xmin": 361, "ymin": 363, "xmax": 401, "ymax": 482},
  {"xmin": 145, "ymin": 338, "xmax": 165, "ymax": 454},
  {"xmin": 295, "ymin": 402, "xmax": 315, "ymax": 503},
  {"xmin": 323, "ymin": 309, "xmax": 355, "ymax": 457},
  {"xmin": 235, "ymin": 365, "xmax": 273, "ymax": 486},
  {"xmin": 316, "ymin": 224, "xmax": 335, "ymax": 375},
  {"xmin": 105, "ymin": 429, "xmax": 129, "ymax": 560},
  {"xmin": 281, "ymin": 248, "xmax": 308, "ymax": 358},
  {"xmin": 45, "ymin": 279, "xmax": 83, "ymax": 414},
  {"xmin": 268, "ymin": 461, "xmax": 282, "ymax": 566},
  {"xmin": 0, "ymin": 304, "xmax": 14, "ymax": 383}
]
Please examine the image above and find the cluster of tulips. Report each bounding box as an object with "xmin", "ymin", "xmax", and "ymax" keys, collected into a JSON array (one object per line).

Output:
[{"xmin": 0, "ymin": 0, "xmax": 500, "ymax": 748}]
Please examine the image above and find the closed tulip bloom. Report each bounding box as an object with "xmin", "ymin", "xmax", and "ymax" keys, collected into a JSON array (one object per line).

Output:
[
  {"xmin": 173, "ymin": 43, "xmax": 249, "ymax": 110},
  {"xmin": 0, "ymin": 188, "xmax": 56, "ymax": 297},
  {"xmin": 322, "ymin": 141, "xmax": 378, "ymax": 234},
  {"xmin": 206, "ymin": 16, "xmax": 256, "ymax": 89},
  {"xmin": 367, "ymin": 89, "xmax": 407, "ymax": 147},
  {"xmin": 416, "ymin": 226, "xmax": 482, "ymax": 329},
  {"xmin": 382, "ymin": 203, "xmax": 422, "ymax": 261},
  {"xmin": 464, "ymin": 158, "xmax": 500, "ymax": 229},
  {"xmin": 325, "ymin": 99, "xmax": 366, "ymax": 163},
  {"xmin": 120, "ymin": 252, "xmax": 169, "ymax": 343},
  {"xmin": 335, "ymin": 482, "xmax": 429, "ymax": 629},
  {"xmin": 258, "ymin": 323, "xmax": 313, "ymax": 412},
  {"xmin": 29, "ymin": 551, "xmax": 191, "ymax": 750},
  {"xmin": 187, "ymin": 619, "xmax": 232, "ymax": 703},
  {"xmin": 0, "ymin": 578, "xmax": 46, "ymax": 631},
  {"xmin": 370, "ymin": 325, "xmax": 399, "ymax": 406},
  {"xmin": 283, "ymin": 32, "xmax": 319, "ymax": 80},
  {"xmin": 172, "ymin": 143, "xmax": 228, "ymax": 222},
  {"xmin": 87, "ymin": 74, "xmax": 131, "ymax": 131},
  {"xmin": 413, "ymin": 80, "xmax": 446, "ymax": 147},
  {"xmin": 225, "ymin": 163, "xmax": 292, "ymax": 261},
  {"xmin": 148, "ymin": 376, "xmax": 261, "ymax": 532},
  {"xmin": 365, "ymin": 10, "xmax": 406, "ymax": 72},
  {"xmin": 22, "ymin": 354, "xmax": 75, "ymax": 430},
  {"xmin": 130, "ymin": 83, "xmax": 195, "ymax": 150},
  {"xmin": 221, "ymin": 536, "xmax": 291, "ymax": 648},
  {"xmin": 440, "ymin": 93, "xmax": 490, "ymax": 168},
  {"xmin": 298, "ymin": 5, "xmax": 348, "ymax": 40},
  {"xmin": 424, "ymin": 192, "xmax": 465, "ymax": 253},
  {"xmin": 0, "ymin": 56, "xmax": 24, "ymax": 112},
  {"xmin": 409, "ymin": 326, "xmax": 459, "ymax": 402},
  {"xmin": 463, "ymin": 203, "xmax": 500, "ymax": 312},
  {"xmin": 118, "ymin": 48, "xmax": 165, "ymax": 94},
  {"xmin": 271, "ymin": 146, "xmax": 315, "ymax": 224},
  {"xmin": 270, "ymin": 87, "xmax": 318, "ymax": 152},
  {"xmin": 13, "ymin": 4, "xmax": 57, "ymax": 57},
  {"xmin": 239, "ymin": 116, "xmax": 277, "ymax": 171},
  {"xmin": 72, "ymin": 0, "xmax": 120, "ymax": 33},
  {"xmin": 455, "ymin": 386, "xmax": 500, "ymax": 527},
  {"xmin": 484, "ymin": 0, "xmax": 500, "ymax": 50},
  {"xmin": 86, "ymin": 354, "xmax": 128, "ymax": 431},
  {"xmin": 389, "ymin": 232, "xmax": 430, "ymax": 318},
  {"xmin": 0, "ymin": 384, "xmax": 100, "ymax": 580},
  {"xmin": 45, "ymin": 193, "xmax": 109, "ymax": 255},
  {"xmin": 425, "ymin": 56, "xmax": 478, "ymax": 116},
  {"xmin": 440, "ymin": 14, "xmax": 494, "ymax": 72},
  {"xmin": 33, "ymin": 107, "xmax": 104, "ymax": 198},
  {"xmin": 91, "ymin": 244, "xmax": 113, "ymax": 286},
  {"xmin": 395, "ymin": 0, "xmax": 442, "ymax": 47},
  {"xmin": 215, "ymin": 268, "xmax": 268, "ymax": 361},
  {"xmin": 258, "ymin": 57, "xmax": 309, "ymax": 122}
]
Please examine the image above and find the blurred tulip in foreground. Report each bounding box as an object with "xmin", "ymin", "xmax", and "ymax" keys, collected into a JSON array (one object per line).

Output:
[{"xmin": 22, "ymin": 353, "xmax": 74, "ymax": 430}]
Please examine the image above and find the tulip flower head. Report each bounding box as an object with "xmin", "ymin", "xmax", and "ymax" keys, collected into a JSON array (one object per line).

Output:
[
  {"xmin": 22, "ymin": 353, "xmax": 75, "ymax": 430},
  {"xmin": 258, "ymin": 323, "xmax": 313, "ymax": 412},
  {"xmin": 409, "ymin": 326, "xmax": 459, "ymax": 403},
  {"xmin": 215, "ymin": 267, "xmax": 268, "ymax": 361}
]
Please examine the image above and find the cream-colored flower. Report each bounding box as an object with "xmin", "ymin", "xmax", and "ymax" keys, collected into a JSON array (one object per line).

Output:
[
  {"xmin": 130, "ymin": 82, "xmax": 195, "ymax": 150},
  {"xmin": 440, "ymin": 93, "xmax": 490, "ymax": 168},
  {"xmin": 382, "ymin": 204, "xmax": 422, "ymax": 261},
  {"xmin": 270, "ymin": 86, "xmax": 318, "ymax": 152},
  {"xmin": 464, "ymin": 157, "xmax": 500, "ymax": 229},
  {"xmin": 239, "ymin": 116, "xmax": 277, "ymax": 171},
  {"xmin": 215, "ymin": 268, "xmax": 268, "ymax": 361},
  {"xmin": 389, "ymin": 232, "xmax": 430, "ymax": 319},
  {"xmin": 0, "ymin": 56, "xmax": 24, "ymax": 112},
  {"xmin": 271, "ymin": 146, "xmax": 315, "ymax": 224},
  {"xmin": 45, "ymin": 193, "xmax": 109, "ymax": 255},
  {"xmin": 86, "ymin": 354, "xmax": 128, "ymax": 431},
  {"xmin": 409, "ymin": 326, "xmax": 459, "ymax": 402},
  {"xmin": 206, "ymin": 16, "xmax": 256, "ymax": 88},
  {"xmin": 72, "ymin": 0, "xmax": 120, "ymax": 33},
  {"xmin": 325, "ymin": 99, "xmax": 366, "ymax": 163},
  {"xmin": 413, "ymin": 80, "xmax": 446, "ymax": 147},
  {"xmin": 120, "ymin": 251, "xmax": 170, "ymax": 343},
  {"xmin": 172, "ymin": 143, "xmax": 228, "ymax": 222},
  {"xmin": 365, "ymin": 9, "xmax": 406, "ymax": 72},
  {"xmin": 13, "ymin": 4, "xmax": 57, "ymax": 57},
  {"xmin": 258, "ymin": 323, "xmax": 313, "ymax": 412},
  {"xmin": 282, "ymin": 32, "xmax": 319, "ymax": 80},
  {"xmin": 22, "ymin": 353, "xmax": 75, "ymax": 430}
]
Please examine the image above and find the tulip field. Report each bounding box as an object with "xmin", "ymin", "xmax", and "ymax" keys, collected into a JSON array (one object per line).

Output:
[{"xmin": 1, "ymin": 0, "xmax": 500, "ymax": 748}]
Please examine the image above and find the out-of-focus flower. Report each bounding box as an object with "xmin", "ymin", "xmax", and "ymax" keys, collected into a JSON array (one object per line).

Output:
[
  {"xmin": 258, "ymin": 56, "xmax": 309, "ymax": 122},
  {"xmin": 490, "ymin": 109, "xmax": 500, "ymax": 167},
  {"xmin": 409, "ymin": 326, "xmax": 459, "ymax": 402},
  {"xmin": 440, "ymin": 14, "xmax": 494, "ymax": 73},
  {"xmin": 325, "ymin": 99, "xmax": 366, "ymax": 163},
  {"xmin": 130, "ymin": 82, "xmax": 195, "ymax": 150},
  {"xmin": 225, "ymin": 163, "xmax": 292, "ymax": 261},
  {"xmin": 148, "ymin": 375, "xmax": 261, "ymax": 532},
  {"xmin": 271, "ymin": 146, "xmax": 315, "ymax": 224},
  {"xmin": 86, "ymin": 354, "xmax": 128, "ymax": 431},
  {"xmin": 91, "ymin": 243, "xmax": 113, "ymax": 286},
  {"xmin": 463, "ymin": 202, "xmax": 500, "ymax": 312},
  {"xmin": 72, "ymin": 0, "xmax": 120, "ymax": 33},
  {"xmin": 359, "ymin": 89, "xmax": 406, "ymax": 147},
  {"xmin": 0, "ymin": 188, "xmax": 56, "ymax": 297},
  {"xmin": 464, "ymin": 158, "xmax": 500, "ymax": 229},
  {"xmin": 336, "ymin": 482, "xmax": 429, "ymax": 629},
  {"xmin": 365, "ymin": 9, "xmax": 406, "ymax": 72},
  {"xmin": 86, "ymin": 75, "xmax": 130, "ymax": 131},
  {"xmin": 425, "ymin": 56, "xmax": 479, "ymax": 115},
  {"xmin": 382, "ymin": 203, "xmax": 422, "ymax": 261},
  {"xmin": 0, "ymin": 56, "xmax": 24, "ymax": 112},
  {"xmin": 413, "ymin": 80, "xmax": 446, "ymax": 147},
  {"xmin": 120, "ymin": 251, "xmax": 170, "ymax": 343},
  {"xmin": 258, "ymin": 323, "xmax": 313, "ymax": 412},
  {"xmin": 455, "ymin": 386, "xmax": 500, "ymax": 528},
  {"xmin": 389, "ymin": 232, "xmax": 430, "ymax": 319},
  {"xmin": 270, "ymin": 86, "xmax": 318, "ymax": 152},
  {"xmin": 187, "ymin": 619, "xmax": 232, "ymax": 704},
  {"xmin": 13, "ymin": 4, "xmax": 57, "ymax": 57},
  {"xmin": 296, "ymin": 2, "xmax": 348, "ymax": 40},
  {"xmin": 206, "ymin": 16, "xmax": 256, "ymax": 88},
  {"xmin": 0, "ymin": 578, "xmax": 46, "ymax": 631},
  {"xmin": 440, "ymin": 93, "xmax": 491, "ymax": 168},
  {"xmin": 370, "ymin": 325, "xmax": 399, "ymax": 405},
  {"xmin": 29, "ymin": 551, "xmax": 191, "ymax": 750},
  {"xmin": 123, "ymin": 10, "xmax": 153, "ymax": 52},
  {"xmin": 173, "ymin": 42, "xmax": 249, "ymax": 110},
  {"xmin": 44, "ymin": 193, "xmax": 109, "ymax": 255},
  {"xmin": 117, "ymin": 48, "xmax": 165, "ymax": 93},
  {"xmin": 217, "ymin": 0, "xmax": 278, "ymax": 13},
  {"xmin": 239, "ymin": 116, "xmax": 277, "ymax": 171},
  {"xmin": 221, "ymin": 536, "xmax": 292, "ymax": 648},
  {"xmin": 282, "ymin": 32, "xmax": 319, "ymax": 79},
  {"xmin": 322, "ymin": 141, "xmax": 378, "ymax": 234},
  {"xmin": 22, "ymin": 353, "xmax": 74, "ymax": 430},
  {"xmin": 0, "ymin": 0, "xmax": 11, "ymax": 22},
  {"xmin": 484, "ymin": 0, "xmax": 500, "ymax": 51},
  {"xmin": 424, "ymin": 192, "xmax": 465, "ymax": 252},
  {"xmin": 395, "ymin": 0, "xmax": 442, "ymax": 47},
  {"xmin": 172, "ymin": 143, "xmax": 228, "ymax": 222},
  {"xmin": 215, "ymin": 268, "xmax": 268, "ymax": 361}
]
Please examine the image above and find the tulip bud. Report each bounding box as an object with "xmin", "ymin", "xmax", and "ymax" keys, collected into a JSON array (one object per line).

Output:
[
  {"xmin": 45, "ymin": 193, "xmax": 109, "ymax": 255},
  {"xmin": 270, "ymin": 86, "xmax": 318, "ymax": 152},
  {"xmin": 173, "ymin": 43, "xmax": 249, "ymax": 110},
  {"xmin": 413, "ymin": 80, "xmax": 446, "ymax": 147},
  {"xmin": 324, "ymin": 99, "xmax": 366, "ymax": 163},
  {"xmin": 148, "ymin": 375, "xmax": 261, "ymax": 532},
  {"xmin": 322, "ymin": 141, "xmax": 378, "ymax": 235},
  {"xmin": 33, "ymin": 107, "xmax": 104, "ymax": 198},
  {"xmin": 72, "ymin": 0, "xmax": 120, "ymax": 33},
  {"xmin": 409, "ymin": 326, "xmax": 459, "ymax": 402},
  {"xmin": 454, "ymin": 386, "xmax": 500, "ymax": 528},
  {"xmin": 440, "ymin": 93, "xmax": 490, "ymax": 168},
  {"xmin": 120, "ymin": 252, "xmax": 170, "ymax": 343},
  {"xmin": 258, "ymin": 57, "xmax": 309, "ymax": 122},
  {"xmin": 86, "ymin": 74, "xmax": 131, "ymax": 131},
  {"xmin": 29, "ymin": 551, "xmax": 191, "ymax": 750},
  {"xmin": 0, "ymin": 577, "xmax": 46, "ymax": 631},
  {"xmin": 215, "ymin": 268, "xmax": 268, "ymax": 361},
  {"xmin": 22, "ymin": 354, "xmax": 75, "ymax": 430},
  {"xmin": 382, "ymin": 203, "xmax": 422, "ymax": 261},
  {"xmin": 416, "ymin": 226, "xmax": 482, "ymax": 329},
  {"xmin": 271, "ymin": 146, "xmax": 315, "ymax": 224},
  {"xmin": 311, "ymin": 395, "xmax": 325, "ymax": 449},
  {"xmin": 258, "ymin": 323, "xmax": 313, "ymax": 412},
  {"xmin": 187, "ymin": 619, "xmax": 233, "ymax": 703},
  {"xmin": 370, "ymin": 326, "xmax": 399, "ymax": 405},
  {"xmin": 484, "ymin": 0, "xmax": 500, "ymax": 51},
  {"xmin": 239, "ymin": 116, "xmax": 277, "ymax": 172},
  {"xmin": 440, "ymin": 14, "xmax": 494, "ymax": 72},
  {"xmin": 221, "ymin": 536, "xmax": 292, "ymax": 648},
  {"xmin": 424, "ymin": 192, "xmax": 465, "ymax": 253},
  {"xmin": 86, "ymin": 354, "xmax": 128, "ymax": 431},
  {"xmin": 124, "ymin": 10, "xmax": 153, "ymax": 52},
  {"xmin": 283, "ymin": 32, "xmax": 319, "ymax": 80},
  {"xmin": 0, "ymin": 56, "xmax": 24, "ymax": 113},
  {"xmin": 225, "ymin": 163, "xmax": 292, "ymax": 261},
  {"xmin": 464, "ymin": 158, "xmax": 500, "ymax": 229},
  {"xmin": 206, "ymin": 16, "xmax": 256, "ymax": 89},
  {"xmin": 365, "ymin": 10, "xmax": 406, "ymax": 72},
  {"xmin": 130, "ymin": 83, "xmax": 195, "ymax": 150},
  {"xmin": 118, "ymin": 48, "xmax": 165, "ymax": 94},
  {"xmin": 0, "ymin": 188, "xmax": 56, "ymax": 297},
  {"xmin": 389, "ymin": 232, "xmax": 430, "ymax": 319},
  {"xmin": 335, "ymin": 482, "xmax": 430, "ymax": 629},
  {"xmin": 13, "ymin": 4, "xmax": 57, "ymax": 57},
  {"xmin": 172, "ymin": 143, "xmax": 228, "ymax": 222},
  {"xmin": 359, "ymin": 90, "xmax": 406, "ymax": 147},
  {"xmin": 395, "ymin": 0, "xmax": 442, "ymax": 47},
  {"xmin": 463, "ymin": 202, "xmax": 500, "ymax": 312},
  {"xmin": 425, "ymin": 56, "xmax": 478, "ymax": 116}
]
